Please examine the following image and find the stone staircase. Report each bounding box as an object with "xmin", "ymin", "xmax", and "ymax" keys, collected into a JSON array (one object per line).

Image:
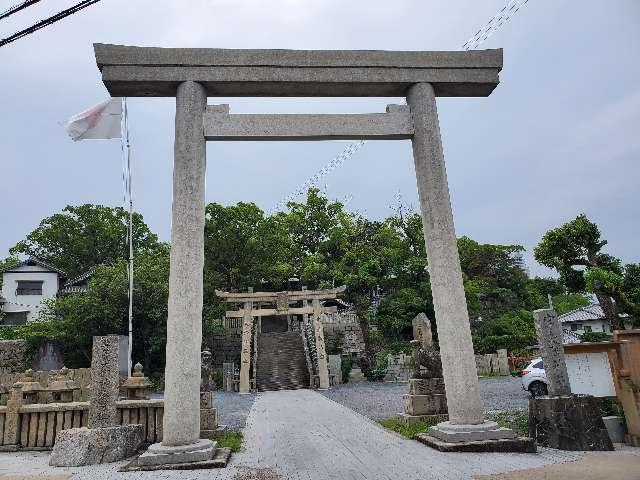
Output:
[{"xmin": 256, "ymin": 332, "xmax": 310, "ymax": 392}]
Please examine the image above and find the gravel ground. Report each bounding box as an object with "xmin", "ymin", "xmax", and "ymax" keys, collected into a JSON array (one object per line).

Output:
[
  {"xmin": 320, "ymin": 376, "xmax": 530, "ymax": 420},
  {"xmin": 215, "ymin": 391, "xmax": 257, "ymax": 430}
]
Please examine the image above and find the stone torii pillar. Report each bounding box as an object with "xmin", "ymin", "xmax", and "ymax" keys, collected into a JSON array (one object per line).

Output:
[
  {"xmin": 407, "ymin": 83, "xmax": 532, "ymax": 451},
  {"xmin": 138, "ymin": 81, "xmax": 218, "ymax": 465},
  {"xmin": 407, "ymin": 83, "xmax": 483, "ymax": 425}
]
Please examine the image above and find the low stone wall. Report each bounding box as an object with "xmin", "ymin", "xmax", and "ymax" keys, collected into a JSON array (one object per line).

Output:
[
  {"xmin": 322, "ymin": 320, "xmax": 365, "ymax": 354},
  {"xmin": 0, "ymin": 368, "xmax": 91, "ymax": 401},
  {"xmin": 475, "ymin": 349, "xmax": 510, "ymax": 376},
  {"xmin": 384, "ymin": 353, "xmax": 411, "ymax": 382},
  {"xmin": 0, "ymin": 340, "xmax": 29, "ymax": 374},
  {"xmin": 0, "ymin": 398, "xmax": 164, "ymax": 450}
]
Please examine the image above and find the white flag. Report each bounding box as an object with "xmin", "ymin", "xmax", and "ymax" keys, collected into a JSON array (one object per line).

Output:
[{"xmin": 65, "ymin": 98, "xmax": 122, "ymax": 141}]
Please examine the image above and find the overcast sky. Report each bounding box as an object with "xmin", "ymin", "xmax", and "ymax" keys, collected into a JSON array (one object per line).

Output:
[{"xmin": 1, "ymin": 0, "xmax": 638, "ymax": 277}]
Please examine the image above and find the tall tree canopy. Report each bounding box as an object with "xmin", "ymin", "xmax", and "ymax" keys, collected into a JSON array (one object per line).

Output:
[
  {"xmin": 10, "ymin": 204, "xmax": 159, "ymax": 278},
  {"xmin": 534, "ymin": 214, "xmax": 636, "ymax": 329},
  {"xmin": 7, "ymin": 195, "xmax": 627, "ymax": 372}
]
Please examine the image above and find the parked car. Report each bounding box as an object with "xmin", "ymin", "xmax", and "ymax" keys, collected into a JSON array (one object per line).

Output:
[{"xmin": 521, "ymin": 358, "xmax": 548, "ymax": 397}]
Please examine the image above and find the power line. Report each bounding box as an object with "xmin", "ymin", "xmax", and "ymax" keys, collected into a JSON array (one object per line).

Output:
[
  {"xmin": 0, "ymin": 0, "xmax": 41, "ymax": 21},
  {"xmin": 0, "ymin": 0, "xmax": 102, "ymax": 48},
  {"xmin": 270, "ymin": 0, "xmax": 532, "ymax": 213}
]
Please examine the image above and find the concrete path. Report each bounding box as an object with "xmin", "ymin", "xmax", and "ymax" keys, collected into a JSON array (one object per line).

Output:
[
  {"xmin": 1, "ymin": 389, "xmax": 639, "ymax": 480},
  {"xmin": 232, "ymin": 389, "xmax": 636, "ymax": 479}
]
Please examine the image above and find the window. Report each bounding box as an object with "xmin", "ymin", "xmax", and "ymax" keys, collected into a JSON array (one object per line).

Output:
[
  {"xmin": 583, "ymin": 325, "xmax": 592, "ymax": 333},
  {"xmin": 16, "ymin": 280, "xmax": 43, "ymax": 295},
  {"xmin": 1, "ymin": 311, "xmax": 28, "ymax": 325},
  {"xmin": 570, "ymin": 324, "xmax": 578, "ymax": 331},
  {"xmin": 533, "ymin": 360, "xmax": 543, "ymax": 369}
]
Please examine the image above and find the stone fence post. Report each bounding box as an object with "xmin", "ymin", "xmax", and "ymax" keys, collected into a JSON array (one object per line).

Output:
[
  {"xmin": 2, "ymin": 385, "xmax": 23, "ymax": 449},
  {"xmin": 532, "ymin": 309, "xmax": 571, "ymax": 396}
]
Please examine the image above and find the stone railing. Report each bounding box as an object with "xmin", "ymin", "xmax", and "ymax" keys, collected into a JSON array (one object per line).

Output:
[
  {"xmin": 0, "ymin": 368, "xmax": 91, "ymax": 402},
  {"xmin": 0, "ymin": 394, "xmax": 165, "ymax": 450}
]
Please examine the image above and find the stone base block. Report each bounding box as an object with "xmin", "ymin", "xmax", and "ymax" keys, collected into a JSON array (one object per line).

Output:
[
  {"xmin": 428, "ymin": 421, "xmax": 515, "ymax": 443},
  {"xmin": 49, "ymin": 425, "xmax": 144, "ymax": 466},
  {"xmin": 602, "ymin": 415, "xmax": 626, "ymax": 443},
  {"xmin": 408, "ymin": 378, "xmax": 446, "ymax": 395},
  {"xmin": 121, "ymin": 446, "xmax": 231, "ymax": 471},
  {"xmin": 403, "ymin": 394, "xmax": 447, "ymax": 416},
  {"xmin": 136, "ymin": 439, "xmax": 216, "ymax": 467},
  {"xmin": 200, "ymin": 408, "xmax": 218, "ymax": 431},
  {"xmin": 398, "ymin": 413, "xmax": 448, "ymax": 425},
  {"xmin": 417, "ymin": 434, "xmax": 536, "ymax": 453},
  {"xmin": 529, "ymin": 395, "xmax": 614, "ymax": 451}
]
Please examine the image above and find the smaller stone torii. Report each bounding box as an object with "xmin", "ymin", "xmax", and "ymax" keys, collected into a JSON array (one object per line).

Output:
[{"xmin": 216, "ymin": 286, "xmax": 346, "ymax": 393}]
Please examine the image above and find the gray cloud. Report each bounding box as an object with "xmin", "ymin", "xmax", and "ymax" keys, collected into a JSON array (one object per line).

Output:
[{"xmin": 1, "ymin": 0, "xmax": 638, "ymax": 277}]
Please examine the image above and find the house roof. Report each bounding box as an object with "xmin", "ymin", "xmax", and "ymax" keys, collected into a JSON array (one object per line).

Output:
[
  {"xmin": 63, "ymin": 268, "xmax": 95, "ymax": 288},
  {"xmin": 558, "ymin": 303, "xmax": 629, "ymax": 323},
  {"xmin": 0, "ymin": 257, "xmax": 67, "ymax": 277}
]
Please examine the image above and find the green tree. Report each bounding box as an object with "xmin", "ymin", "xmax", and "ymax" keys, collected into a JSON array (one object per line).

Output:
[
  {"xmin": 13, "ymin": 245, "xmax": 170, "ymax": 372},
  {"xmin": 0, "ymin": 256, "xmax": 19, "ymax": 292},
  {"xmin": 10, "ymin": 204, "xmax": 159, "ymax": 278},
  {"xmin": 534, "ymin": 214, "xmax": 626, "ymax": 330}
]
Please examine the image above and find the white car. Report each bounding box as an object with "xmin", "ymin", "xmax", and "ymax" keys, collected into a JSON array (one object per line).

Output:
[{"xmin": 521, "ymin": 358, "xmax": 548, "ymax": 397}]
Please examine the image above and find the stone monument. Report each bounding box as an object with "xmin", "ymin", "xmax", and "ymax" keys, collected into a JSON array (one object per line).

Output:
[
  {"xmin": 401, "ymin": 340, "xmax": 447, "ymax": 424},
  {"xmin": 528, "ymin": 309, "xmax": 613, "ymax": 450},
  {"xmin": 50, "ymin": 336, "xmax": 144, "ymax": 466},
  {"xmin": 199, "ymin": 349, "xmax": 222, "ymax": 437},
  {"xmin": 412, "ymin": 313, "xmax": 433, "ymax": 349},
  {"xmin": 92, "ymin": 43, "xmax": 525, "ymax": 454}
]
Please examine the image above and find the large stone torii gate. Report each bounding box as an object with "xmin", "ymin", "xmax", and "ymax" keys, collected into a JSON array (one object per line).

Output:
[{"xmin": 94, "ymin": 44, "xmax": 524, "ymax": 465}]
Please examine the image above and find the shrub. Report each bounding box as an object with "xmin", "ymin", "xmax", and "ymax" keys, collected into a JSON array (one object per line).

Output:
[
  {"xmin": 472, "ymin": 334, "xmax": 536, "ymax": 354},
  {"xmin": 580, "ymin": 331, "xmax": 612, "ymax": 343}
]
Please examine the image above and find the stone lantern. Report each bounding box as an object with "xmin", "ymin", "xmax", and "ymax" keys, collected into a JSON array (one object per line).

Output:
[
  {"xmin": 47, "ymin": 366, "xmax": 80, "ymax": 403},
  {"xmin": 121, "ymin": 362, "xmax": 152, "ymax": 400},
  {"xmin": 14, "ymin": 369, "xmax": 44, "ymax": 404},
  {"xmin": 0, "ymin": 383, "xmax": 8, "ymax": 406}
]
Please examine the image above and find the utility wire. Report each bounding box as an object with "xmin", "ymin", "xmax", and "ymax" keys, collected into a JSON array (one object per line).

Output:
[
  {"xmin": 270, "ymin": 0, "xmax": 532, "ymax": 213},
  {"xmin": 0, "ymin": 0, "xmax": 101, "ymax": 47},
  {"xmin": 0, "ymin": 0, "xmax": 41, "ymax": 21}
]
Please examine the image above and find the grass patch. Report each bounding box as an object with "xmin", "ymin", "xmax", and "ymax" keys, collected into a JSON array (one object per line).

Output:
[
  {"xmin": 201, "ymin": 430, "xmax": 244, "ymax": 452},
  {"xmin": 378, "ymin": 416, "xmax": 441, "ymax": 439},
  {"xmin": 486, "ymin": 410, "xmax": 529, "ymax": 436}
]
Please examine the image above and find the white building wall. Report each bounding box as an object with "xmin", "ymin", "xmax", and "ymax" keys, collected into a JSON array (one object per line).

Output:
[
  {"xmin": 1, "ymin": 266, "xmax": 60, "ymax": 322},
  {"xmin": 565, "ymin": 351, "xmax": 616, "ymax": 397}
]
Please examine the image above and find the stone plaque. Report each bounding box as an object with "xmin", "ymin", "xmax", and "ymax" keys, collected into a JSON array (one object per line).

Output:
[
  {"xmin": 276, "ymin": 292, "xmax": 289, "ymax": 312},
  {"xmin": 412, "ymin": 313, "xmax": 433, "ymax": 348}
]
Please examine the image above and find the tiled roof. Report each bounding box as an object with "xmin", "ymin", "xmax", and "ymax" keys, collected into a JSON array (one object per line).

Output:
[
  {"xmin": 63, "ymin": 267, "xmax": 95, "ymax": 287},
  {"xmin": 59, "ymin": 285, "xmax": 88, "ymax": 294},
  {"xmin": 0, "ymin": 257, "xmax": 67, "ymax": 277},
  {"xmin": 558, "ymin": 303, "xmax": 629, "ymax": 323}
]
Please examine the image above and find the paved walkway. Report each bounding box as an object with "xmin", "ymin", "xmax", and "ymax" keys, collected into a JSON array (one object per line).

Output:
[
  {"xmin": 233, "ymin": 389, "xmax": 636, "ymax": 479},
  {"xmin": 1, "ymin": 389, "xmax": 639, "ymax": 480}
]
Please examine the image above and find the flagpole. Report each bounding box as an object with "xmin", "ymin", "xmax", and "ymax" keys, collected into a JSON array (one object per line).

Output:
[{"xmin": 123, "ymin": 97, "xmax": 134, "ymax": 378}]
